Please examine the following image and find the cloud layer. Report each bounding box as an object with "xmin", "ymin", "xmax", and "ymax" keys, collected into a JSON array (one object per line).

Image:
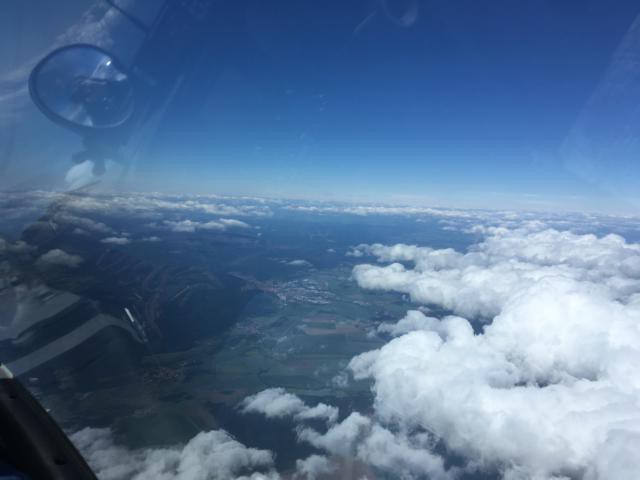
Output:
[{"xmin": 348, "ymin": 225, "xmax": 640, "ymax": 478}]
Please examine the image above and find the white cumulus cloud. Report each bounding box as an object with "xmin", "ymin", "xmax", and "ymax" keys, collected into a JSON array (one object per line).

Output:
[
  {"xmin": 296, "ymin": 412, "xmax": 371, "ymax": 457},
  {"xmin": 100, "ymin": 236, "xmax": 131, "ymax": 245},
  {"xmin": 294, "ymin": 455, "xmax": 334, "ymax": 479},
  {"xmin": 36, "ymin": 249, "xmax": 83, "ymax": 268},
  {"xmin": 240, "ymin": 388, "xmax": 338, "ymax": 424},
  {"xmin": 286, "ymin": 259, "xmax": 313, "ymax": 268},
  {"xmin": 219, "ymin": 218, "xmax": 251, "ymax": 229},
  {"xmin": 163, "ymin": 218, "xmax": 251, "ymax": 233},
  {"xmin": 295, "ymin": 413, "xmax": 453, "ymax": 479},
  {"xmin": 352, "ymin": 226, "xmax": 640, "ymax": 319},
  {"xmin": 70, "ymin": 427, "xmax": 278, "ymax": 480}
]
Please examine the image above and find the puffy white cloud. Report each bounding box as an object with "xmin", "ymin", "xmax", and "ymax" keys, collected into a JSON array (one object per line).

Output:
[
  {"xmin": 54, "ymin": 213, "xmax": 114, "ymax": 234},
  {"xmin": 241, "ymin": 388, "xmax": 306, "ymax": 419},
  {"xmin": 36, "ymin": 249, "xmax": 83, "ymax": 268},
  {"xmin": 294, "ymin": 455, "xmax": 334, "ymax": 480},
  {"xmin": 295, "ymin": 414, "xmax": 454, "ymax": 479},
  {"xmin": 584, "ymin": 430, "xmax": 640, "ymax": 480},
  {"xmin": 239, "ymin": 389, "xmax": 455, "ymax": 478},
  {"xmin": 349, "ymin": 226, "xmax": 640, "ymax": 478},
  {"xmin": 164, "ymin": 220, "xmax": 200, "ymax": 233},
  {"xmin": 286, "ymin": 259, "xmax": 313, "ymax": 268},
  {"xmin": 164, "ymin": 218, "xmax": 251, "ymax": 233},
  {"xmin": 199, "ymin": 221, "xmax": 229, "ymax": 231},
  {"xmin": 376, "ymin": 309, "xmax": 441, "ymax": 337},
  {"xmin": 219, "ymin": 218, "xmax": 251, "ymax": 229},
  {"xmin": 236, "ymin": 473, "xmax": 280, "ymax": 480},
  {"xmin": 356, "ymin": 424, "xmax": 452, "ymax": 480},
  {"xmin": 100, "ymin": 236, "xmax": 131, "ymax": 245},
  {"xmin": 70, "ymin": 427, "xmax": 277, "ymax": 480},
  {"xmin": 353, "ymin": 226, "xmax": 640, "ymax": 318},
  {"xmin": 0, "ymin": 238, "xmax": 35, "ymax": 255},
  {"xmin": 330, "ymin": 372, "xmax": 349, "ymax": 388},
  {"xmin": 240, "ymin": 388, "xmax": 338, "ymax": 424},
  {"xmin": 294, "ymin": 404, "xmax": 339, "ymax": 425},
  {"xmin": 297, "ymin": 413, "xmax": 371, "ymax": 456}
]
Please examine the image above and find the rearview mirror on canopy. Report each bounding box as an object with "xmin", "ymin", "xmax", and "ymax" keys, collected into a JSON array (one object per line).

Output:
[{"xmin": 29, "ymin": 44, "xmax": 134, "ymax": 131}]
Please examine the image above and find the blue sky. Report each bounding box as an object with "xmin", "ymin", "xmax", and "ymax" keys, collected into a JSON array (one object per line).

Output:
[{"xmin": 2, "ymin": 0, "xmax": 640, "ymax": 214}]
